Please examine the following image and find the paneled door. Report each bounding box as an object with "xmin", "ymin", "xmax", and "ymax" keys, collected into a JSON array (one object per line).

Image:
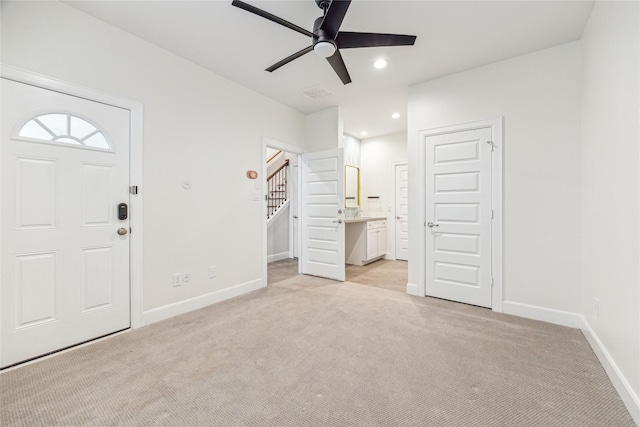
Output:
[
  {"xmin": 1, "ymin": 78, "xmax": 131, "ymax": 367},
  {"xmin": 300, "ymin": 149, "xmax": 345, "ymax": 281},
  {"xmin": 290, "ymin": 163, "xmax": 300, "ymax": 259},
  {"xmin": 394, "ymin": 163, "xmax": 409, "ymax": 261},
  {"xmin": 425, "ymin": 127, "xmax": 492, "ymax": 307}
]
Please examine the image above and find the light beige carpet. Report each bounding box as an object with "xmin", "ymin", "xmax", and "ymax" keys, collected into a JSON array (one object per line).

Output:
[{"xmin": 1, "ymin": 274, "xmax": 634, "ymax": 426}]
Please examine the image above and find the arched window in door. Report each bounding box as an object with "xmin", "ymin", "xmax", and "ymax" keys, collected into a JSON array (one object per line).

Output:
[{"xmin": 17, "ymin": 113, "xmax": 111, "ymax": 150}]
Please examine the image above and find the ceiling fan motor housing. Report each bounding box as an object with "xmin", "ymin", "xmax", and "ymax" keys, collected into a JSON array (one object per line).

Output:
[{"xmin": 313, "ymin": 16, "xmax": 335, "ymax": 46}]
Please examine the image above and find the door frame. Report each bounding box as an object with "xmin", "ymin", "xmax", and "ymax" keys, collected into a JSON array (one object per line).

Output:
[
  {"xmin": 261, "ymin": 137, "xmax": 303, "ymax": 285},
  {"xmin": 0, "ymin": 65, "xmax": 145, "ymax": 328},
  {"xmin": 416, "ymin": 118, "xmax": 503, "ymax": 312},
  {"xmin": 392, "ymin": 161, "xmax": 408, "ymax": 261}
]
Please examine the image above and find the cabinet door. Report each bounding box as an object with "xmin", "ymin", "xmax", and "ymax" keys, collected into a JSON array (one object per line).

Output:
[
  {"xmin": 366, "ymin": 229, "xmax": 378, "ymax": 260},
  {"xmin": 377, "ymin": 228, "xmax": 387, "ymax": 257}
]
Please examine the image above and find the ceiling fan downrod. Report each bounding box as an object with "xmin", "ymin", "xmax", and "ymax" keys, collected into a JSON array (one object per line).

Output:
[{"xmin": 315, "ymin": 0, "xmax": 330, "ymax": 14}]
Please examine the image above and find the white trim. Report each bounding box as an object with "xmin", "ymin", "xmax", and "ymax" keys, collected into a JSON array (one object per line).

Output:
[
  {"xmin": 406, "ymin": 282, "xmax": 419, "ymax": 296},
  {"xmin": 0, "ymin": 65, "xmax": 145, "ymax": 329},
  {"xmin": 501, "ymin": 300, "xmax": 640, "ymax": 423},
  {"xmin": 502, "ymin": 301, "xmax": 583, "ymax": 328},
  {"xmin": 142, "ymin": 278, "xmax": 263, "ymax": 325},
  {"xmin": 261, "ymin": 137, "xmax": 304, "ymax": 285},
  {"xmin": 267, "ymin": 252, "xmax": 290, "ymax": 263},
  {"xmin": 416, "ymin": 118, "xmax": 503, "ymax": 312},
  {"xmin": 581, "ymin": 318, "xmax": 640, "ymax": 424}
]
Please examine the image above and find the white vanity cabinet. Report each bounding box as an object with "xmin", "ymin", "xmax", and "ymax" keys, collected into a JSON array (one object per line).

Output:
[
  {"xmin": 345, "ymin": 218, "xmax": 387, "ymax": 265},
  {"xmin": 366, "ymin": 220, "xmax": 387, "ymax": 261}
]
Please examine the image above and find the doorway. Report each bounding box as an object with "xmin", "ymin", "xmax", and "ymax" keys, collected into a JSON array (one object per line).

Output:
[{"xmin": 263, "ymin": 139, "xmax": 302, "ymax": 286}]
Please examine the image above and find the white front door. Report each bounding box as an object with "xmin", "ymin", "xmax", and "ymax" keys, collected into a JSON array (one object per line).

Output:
[
  {"xmin": 1, "ymin": 78, "xmax": 131, "ymax": 368},
  {"xmin": 394, "ymin": 163, "xmax": 409, "ymax": 261},
  {"xmin": 300, "ymin": 149, "xmax": 345, "ymax": 281},
  {"xmin": 425, "ymin": 127, "xmax": 492, "ymax": 308}
]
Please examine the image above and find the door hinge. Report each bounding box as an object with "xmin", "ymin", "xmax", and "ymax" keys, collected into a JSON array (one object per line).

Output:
[
  {"xmin": 491, "ymin": 277, "xmax": 494, "ymax": 287},
  {"xmin": 491, "ymin": 209, "xmax": 494, "ymax": 219},
  {"xmin": 129, "ymin": 185, "xmax": 138, "ymax": 195},
  {"xmin": 265, "ymin": 194, "xmax": 268, "ymax": 201},
  {"xmin": 486, "ymin": 140, "xmax": 495, "ymax": 151}
]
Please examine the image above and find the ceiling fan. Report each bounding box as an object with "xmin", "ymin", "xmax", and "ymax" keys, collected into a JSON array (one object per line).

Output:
[{"xmin": 231, "ymin": 0, "xmax": 417, "ymax": 85}]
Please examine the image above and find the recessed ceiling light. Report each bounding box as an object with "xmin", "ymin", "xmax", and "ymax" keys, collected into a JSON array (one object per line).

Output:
[
  {"xmin": 373, "ymin": 59, "xmax": 388, "ymax": 69},
  {"xmin": 361, "ymin": 131, "xmax": 368, "ymax": 136},
  {"xmin": 391, "ymin": 113, "xmax": 401, "ymax": 119}
]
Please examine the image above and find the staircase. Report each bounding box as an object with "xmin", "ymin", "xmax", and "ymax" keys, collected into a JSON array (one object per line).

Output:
[{"xmin": 267, "ymin": 158, "xmax": 289, "ymax": 220}]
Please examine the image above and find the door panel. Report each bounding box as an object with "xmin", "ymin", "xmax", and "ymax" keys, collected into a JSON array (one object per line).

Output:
[
  {"xmin": 395, "ymin": 164, "xmax": 409, "ymax": 260},
  {"xmin": 425, "ymin": 128, "xmax": 492, "ymax": 308},
  {"xmin": 1, "ymin": 78, "xmax": 131, "ymax": 367},
  {"xmin": 290, "ymin": 163, "xmax": 300, "ymax": 259},
  {"xmin": 300, "ymin": 149, "xmax": 344, "ymax": 281}
]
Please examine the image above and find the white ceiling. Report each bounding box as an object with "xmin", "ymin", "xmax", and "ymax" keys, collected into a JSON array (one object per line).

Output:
[{"xmin": 64, "ymin": 0, "xmax": 594, "ymax": 139}]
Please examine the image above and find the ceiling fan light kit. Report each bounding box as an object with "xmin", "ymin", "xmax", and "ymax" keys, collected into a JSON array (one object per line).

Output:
[
  {"xmin": 231, "ymin": 0, "xmax": 417, "ymax": 85},
  {"xmin": 314, "ymin": 41, "xmax": 337, "ymax": 58}
]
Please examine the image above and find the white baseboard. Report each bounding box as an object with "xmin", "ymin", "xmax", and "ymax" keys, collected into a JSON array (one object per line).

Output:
[
  {"xmin": 142, "ymin": 278, "xmax": 264, "ymax": 325},
  {"xmin": 406, "ymin": 282, "xmax": 419, "ymax": 296},
  {"xmin": 502, "ymin": 300, "xmax": 639, "ymax": 424},
  {"xmin": 502, "ymin": 300, "xmax": 583, "ymax": 328},
  {"xmin": 580, "ymin": 316, "xmax": 640, "ymax": 425},
  {"xmin": 267, "ymin": 252, "xmax": 289, "ymax": 263}
]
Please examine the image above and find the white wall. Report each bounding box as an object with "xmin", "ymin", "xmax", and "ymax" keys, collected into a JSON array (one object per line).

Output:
[
  {"xmin": 267, "ymin": 204, "xmax": 290, "ymax": 262},
  {"xmin": 580, "ymin": 0, "xmax": 639, "ymax": 414},
  {"xmin": 360, "ymin": 132, "xmax": 408, "ymax": 258},
  {"xmin": 1, "ymin": 1, "xmax": 306, "ymax": 321},
  {"xmin": 342, "ymin": 134, "xmax": 361, "ymax": 168},
  {"xmin": 306, "ymin": 107, "xmax": 343, "ymax": 152},
  {"xmin": 408, "ymin": 42, "xmax": 582, "ymax": 313}
]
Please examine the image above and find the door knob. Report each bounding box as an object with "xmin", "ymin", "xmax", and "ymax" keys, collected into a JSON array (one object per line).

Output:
[
  {"xmin": 332, "ymin": 219, "xmax": 343, "ymax": 224},
  {"xmin": 427, "ymin": 222, "xmax": 439, "ymax": 228},
  {"xmin": 396, "ymin": 216, "xmax": 401, "ymax": 220},
  {"xmin": 117, "ymin": 227, "xmax": 128, "ymax": 235}
]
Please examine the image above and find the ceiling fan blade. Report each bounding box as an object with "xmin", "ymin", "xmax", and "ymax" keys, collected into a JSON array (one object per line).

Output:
[
  {"xmin": 326, "ymin": 49, "xmax": 352, "ymax": 85},
  {"xmin": 232, "ymin": 0, "xmax": 313, "ymax": 38},
  {"xmin": 266, "ymin": 46, "xmax": 314, "ymax": 72},
  {"xmin": 320, "ymin": 0, "xmax": 351, "ymax": 39},
  {"xmin": 336, "ymin": 32, "xmax": 417, "ymax": 49}
]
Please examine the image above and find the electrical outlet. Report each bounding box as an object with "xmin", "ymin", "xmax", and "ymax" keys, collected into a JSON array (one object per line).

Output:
[
  {"xmin": 594, "ymin": 298, "xmax": 599, "ymax": 317},
  {"xmin": 208, "ymin": 266, "xmax": 216, "ymax": 279},
  {"xmin": 172, "ymin": 273, "xmax": 182, "ymax": 287},
  {"xmin": 182, "ymin": 273, "xmax": 191, "ymax": 283}
]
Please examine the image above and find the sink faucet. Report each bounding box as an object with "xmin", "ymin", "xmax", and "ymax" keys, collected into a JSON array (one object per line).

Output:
[{"xmin": 355, "ymin": 209, "xmax": 364, "ymax": 218}]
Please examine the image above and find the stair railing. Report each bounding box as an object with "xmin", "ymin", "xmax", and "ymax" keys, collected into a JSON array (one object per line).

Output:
[{"xmin": 267, "ymin": 159, "xmax": 289, "ymax": 219}]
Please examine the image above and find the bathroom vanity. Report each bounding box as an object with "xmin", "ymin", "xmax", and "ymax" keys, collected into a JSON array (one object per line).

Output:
[{"xmin": 345, "ymin": 217, "xmax": 387, "ymax": 265}]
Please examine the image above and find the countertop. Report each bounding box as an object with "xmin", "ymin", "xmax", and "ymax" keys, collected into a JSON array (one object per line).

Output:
[{"xmin": 344, "ymin": 216, "xmax": 387, "ymax": 224}]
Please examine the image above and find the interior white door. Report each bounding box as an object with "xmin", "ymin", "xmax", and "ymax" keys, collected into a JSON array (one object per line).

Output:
[
  {"xmin": 300, "ymin": 148, "xmax": 345, "ymax": 281},
  {"xmin": 425, "ymin": 127, "xmax": 492, "ymax": 308},
  {"xmin": 1, "ymin": 78, "xmax": 131, "ymax": 368},
  {"xmin": 394, "ymin": 163, "xmax": 409, "ymax": 261},
  {"xmin": 290, "ymin": 163, "xmax": 300, "ymax": 259}
]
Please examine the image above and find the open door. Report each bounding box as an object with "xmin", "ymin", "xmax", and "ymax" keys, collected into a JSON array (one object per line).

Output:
[{"xmin": 300, "ymin": 148, "xmax": 345, "ymax": 281}]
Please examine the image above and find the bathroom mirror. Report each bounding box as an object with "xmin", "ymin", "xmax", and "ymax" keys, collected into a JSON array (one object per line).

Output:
[{"xmin": 345, "ymin": 165, "xmax": 360, "ymax": 208}]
